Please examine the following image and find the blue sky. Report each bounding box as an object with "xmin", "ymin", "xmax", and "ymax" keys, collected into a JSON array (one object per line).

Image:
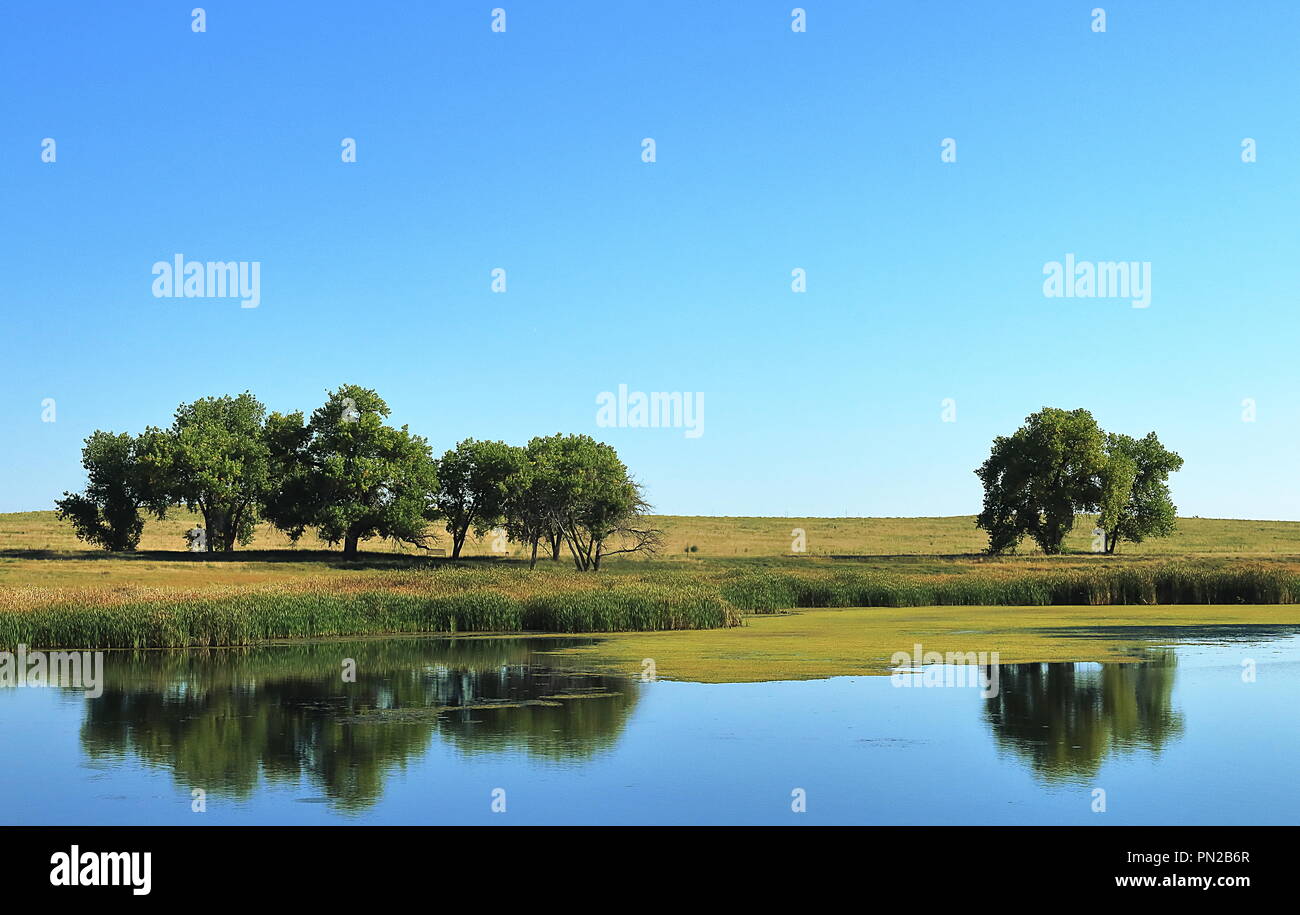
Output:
[{"xmin": 3, "ymin": 1, "xmax": 1298, "ymax": 519}]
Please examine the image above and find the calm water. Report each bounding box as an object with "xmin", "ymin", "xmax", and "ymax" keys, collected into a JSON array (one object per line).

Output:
[{"xmin": 2, "ymin": 629, "xmax": 1298, "ymax": 825}]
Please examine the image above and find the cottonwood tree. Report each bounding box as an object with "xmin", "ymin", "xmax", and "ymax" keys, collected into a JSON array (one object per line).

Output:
[
  {"xmin": 433, "ymin": 439, "xmax": 522, "ymax": 559},
  {"xmin": 503, "ymin": 457, "xmax": 550, "ymax": 569},
  {"xmin": 263, "ymin": 385, "xmax": 439, "ymax": 559},
  {"xmin": 260, "ymin": 406, "xmax": 316, "ymax": 541},
  {"xmin": 139, "ymin": 393, "xmax": 272, "ymax": 552},
  {"xmin": 503, "ymin": 434, "xmax": 577, "ymax": 567},
  {"xmin": 55, "ymin": 431, "xmax": 163, "ymax": 551},
  {"xmin": 1098, "ymin": 452, "xmax": 1138, "ymax": 553},
  {"xmin": 502, "ymin": 435, "xmax": 572, "ymax": 568},
  {"xmin": 975, "ymin": 408, "xmax": 1106, "ymax": 555},
  {"xmin": 542, "ymin": 434, "xmax": 661, "ymax": 571},
  {"xmin": 1098, "ymin": 432, "xmax": 1183, "ymax": 552}
]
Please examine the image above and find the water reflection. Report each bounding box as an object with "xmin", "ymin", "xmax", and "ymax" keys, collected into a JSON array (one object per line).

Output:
[
  {"xmin": 982, "ymin": 652, "xmax": 1183, "ymax": 783},
  {"xmin": 11, "ymin": 638, "xmax": 1201, "ymax": 815},
  {"xmin": 77, "ymin": 638, "xmax": 638, "ymax": 812}
]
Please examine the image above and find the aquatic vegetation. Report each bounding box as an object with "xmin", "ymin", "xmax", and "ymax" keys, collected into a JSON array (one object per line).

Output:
[
  {"xmin": 553, "ymin": 604, "xmax": 1300, "ymax": 683},
  {"xmin": 0, "ymin": 571, "xmax": 740, "ymax": 650},
  {"xmin": 719, "ymin": 563, "xmax": 1297, "ymax": 612}
]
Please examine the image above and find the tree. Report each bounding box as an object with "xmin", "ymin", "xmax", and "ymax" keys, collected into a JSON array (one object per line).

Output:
[
  {"xmin": 55, "ymin": 431, "xmax": 159, "ymax": 551},
  {"xmin": 502, "ymin": 436, "xmax": 568, "ymax": 569},
  {"xmin": 1099, "ymin": 432, "xmax": 1182, "ymax": 552},
  {"xmin": 503, "ymin": 458, "xmax": 548, "ymax": 569},
  {"xmin": 533, "ymin": 436, "xmax": 569, "ymax": 562},
  {"xmin": 1097, "ymin": 452, "xmax": 1137, "ymax": 552},
  {"xmin": 433, "ymin": 439, "xmax": 522, "ymax": 559},
  {"xmin": 975, "ymin": 408, "xmax": 1107, "ymax": 555},
  {"xmin": 540, "ymin": 434, "xmax": 661, "ymax": 571},
  {"xmin": 139, "ymin": 393, "xmax": 272, "ymax": 552},
  {"xmin": 259, "ymin": 407, "xmax": 316, "ymax": 542},
  {"xmin": 263, "ymin": 385, "xmax": 439, "ymax": 560}
]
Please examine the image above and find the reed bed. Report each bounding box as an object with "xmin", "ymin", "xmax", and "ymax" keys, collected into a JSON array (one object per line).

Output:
[
  {"xmin": 0, "ymin": 574, "xmax": 740, "ymax": 650},
  {"xmin": 718, "ymin": 563, "xmax": 1298, "ymax": 612},
  {"xmin": 1, "ymin": 562, "xmax": 1294, "ymax": 650}
]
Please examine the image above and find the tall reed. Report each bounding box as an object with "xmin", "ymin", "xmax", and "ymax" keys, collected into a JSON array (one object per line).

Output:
[{"xmin": 720, "ymin": 564, "xmax": 1297, "ymax": 612}]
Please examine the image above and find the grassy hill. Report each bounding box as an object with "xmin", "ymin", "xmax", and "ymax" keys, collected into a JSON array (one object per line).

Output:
[
  {"xmin": 6, "ymin": 509, "xmax": 1300, "ymax": 559},
  {"xmin": 4, "ymin": 509, "xmax": 1300, "ymax": 592}
]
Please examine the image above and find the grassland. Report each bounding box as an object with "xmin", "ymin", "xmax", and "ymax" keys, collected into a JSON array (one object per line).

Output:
[
  {"xmin": 6, "ymin": 510, "xmax": 1300, "ymax": 591},
  {"xmin": 3, "ymin": 510, "xmax": 1300, "ymax": 652},
  {"xmin": 6, "ymin": 509, "xmax": 1300, "ymax": 561}
]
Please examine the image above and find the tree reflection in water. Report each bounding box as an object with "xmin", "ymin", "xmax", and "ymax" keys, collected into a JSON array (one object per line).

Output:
[
  {"xmin": 982, "ymin": 651, "xmax": 1183, "ymax": 783},
  {"xmin": 78, "ymin": 638, "xmax": 638, "ymax": 812}
]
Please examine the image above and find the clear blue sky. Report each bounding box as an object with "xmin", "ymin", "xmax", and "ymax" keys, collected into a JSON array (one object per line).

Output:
[{"xmin": 3, "ymin": 1, "xmax": 1298, "ymax": 519}]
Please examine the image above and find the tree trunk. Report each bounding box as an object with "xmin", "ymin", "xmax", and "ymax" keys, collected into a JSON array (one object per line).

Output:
[
  {"xmin": 568, "ymin": 536, "xmax": 586, "ymax": 571},
  {"xmin": 529, "ymin": 536, "xmax": 539, "ymax": 570},
  {"xmin": 343, "ymin": 531, "xmax": 360, "ymax": 560},
  {"xmin": 550, "ymin": 532, "xmax": 562, "ymax": 562},
  {"xmin": 226, "ymin": 505, "xmax": 245, "ymax": 553},
  {"xmin": 207, "ymin": 510, "xmax": 234, "ymax": 553}
]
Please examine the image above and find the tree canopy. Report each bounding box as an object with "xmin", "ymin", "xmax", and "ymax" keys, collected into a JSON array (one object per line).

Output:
[
  {"xmin": 263, "ymin": 385, "xmax": 440, "ymax": 559},
  {"xmin": 501, "ymin": 436, "xmax": 566, "ymax": 568},
  {"xmin": 975, "ymin": 408, "xmax": 1107, "ymax": 554},
  {"xmin": 1099, "ymin": 432, "xmax": 1183, "ymax": 552},
  {"xmin": 975, "ymin": 409, "xmax": 1180, "ymax": 555},
  {"xmin": 54, "ymin": 431, "xmax": 157, "ymax": 552},
  {"xmin": 535, "ymin": 434, "xmax": 661, "ymax": 571},
  {"xmin": 138, "ymin": 392, "xmax": 272, "ymax": 552},
  {"xmin": 433, "ymin": 439, "xmax": 522, "ymax": 560}
]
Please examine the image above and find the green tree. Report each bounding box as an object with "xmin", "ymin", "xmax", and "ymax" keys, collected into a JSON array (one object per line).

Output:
[
  {"xmin": 1097, "ymin": 452, "xmax": 1137, "ymax": 553},
  {"xmin": 55, "ymin": 431, "xmax": 159, "ymax": 551},
  {"xmin": 542, "ymin": 434, "xmax": 661, "ymax": 571},
  {"xmin": 975, "ymin": 407, "xmax": 1107, "ymax": 555},
  {"xmin": 532, "ymin": 435, "xmax": 569, "ymax": 562},
  {"xmin": 503, "ymin": 459, "xmax": 547, "ymax": 569},
  {"xmin": 139, "ymin": 393, "xmax": 272, "ymax": 552},
  {"xmin": 1099, "ymin": 432, "xmax": 1183, "ymax": 552},
  {"xmin": 433, "ymin": 439, "xmax": 522, "ymax": 559},
  {"xmin": 502, "ymin": 435, "xmax": 568, "ymax": 569},
  {"xmin": 263, "ymin": 385, "xmax": 439, "ymax": 560},
  {"xmin": 260, "ymin": 407, "xmax": 315, "ymax": 540}
]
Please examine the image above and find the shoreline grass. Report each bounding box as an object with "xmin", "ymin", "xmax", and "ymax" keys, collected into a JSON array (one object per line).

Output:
[
  {"xmin": 719, "ymin": 564, "xmax": 1298, "ymax": 611},
  {"xmin": 0, "ymin": 576, "xmax": 740, "ymax": 650},
  {"xmin": 3, "ymin": 561, "xmax": 1298, "ymax": 650}
]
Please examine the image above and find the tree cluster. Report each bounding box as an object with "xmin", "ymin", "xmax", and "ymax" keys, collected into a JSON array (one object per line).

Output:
[
  {"xmin": 975, "ymin": 407, "xmax": 1183, "ymax": 555},
  {"xmin": 56, "ymin": 385, "xmax": 658, "ymax": 569}
]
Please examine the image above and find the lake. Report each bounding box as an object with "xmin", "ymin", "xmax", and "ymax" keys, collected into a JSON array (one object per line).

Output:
[{"xmin": 2, "ymin": 626, "xmax": 1297, "ymax": 825}]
